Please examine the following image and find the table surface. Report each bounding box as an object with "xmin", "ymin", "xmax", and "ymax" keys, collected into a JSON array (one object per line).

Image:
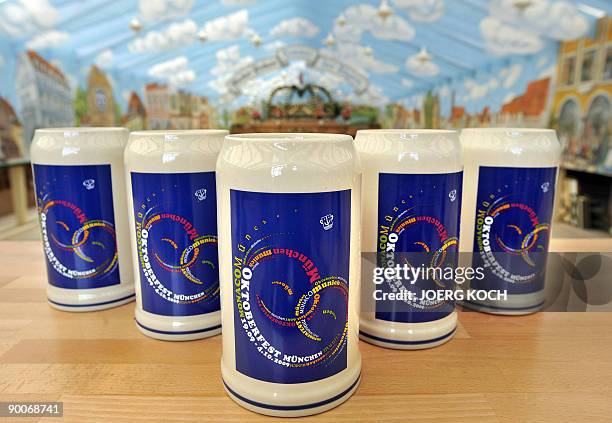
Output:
[
  {"xmin": 0, "ymin": 158, "xmax": 29, "ymax": 169},
  {"xmin": 1, "ymin": 239, "xmax": 611, "ymax": 423}
]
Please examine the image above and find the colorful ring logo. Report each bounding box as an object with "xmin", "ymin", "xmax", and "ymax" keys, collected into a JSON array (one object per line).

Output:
[
  {"xmin": 39, "ymin": 199, "xmax": 118, "ymax": 280},
  {"xmin": 136, "ymin": 208, "xmax": 219, "ymax": 305},
  {"xmin": 490, "ymin": 202, "xmax": 549, "ymax": 268},
  {"xmin": 476, "ymin": 196, "xmax": 550, "ymax": 284},
  {"xmin": 380, "ymin": 208, "xmax": 457, "ymax": 309},
  {"xmin": 235, "ymin": 234, "xmax": 349, "ymax": 369}
]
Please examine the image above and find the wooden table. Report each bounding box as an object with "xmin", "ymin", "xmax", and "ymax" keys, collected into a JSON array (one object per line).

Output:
[{"xmin": 1, "ymin": 240, "xmax": 611, "ymax": 422}]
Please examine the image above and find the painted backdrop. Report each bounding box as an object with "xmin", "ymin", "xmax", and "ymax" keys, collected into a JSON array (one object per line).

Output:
[{"xmin": 0, "ymin": 0, "xmax": 610, "ymax": 175}]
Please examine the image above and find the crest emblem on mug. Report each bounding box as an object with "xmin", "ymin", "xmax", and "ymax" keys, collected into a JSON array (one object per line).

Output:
[
  {"xmin": 83, "ymin": 179, "xmax": 95, "ymax": 190},
  {"xmin": 541, "ymin": 182, "xmax": 549, "ymax": 193},
  {"xmin": 320, "ymin": 214, "xmax": 334, "ymax": 230},
  {"xmin": 195, "ymin": 188, "xmax": 207, "ymax": 201},
  {"xmin": 448, "ymin": 189, "xmax": 457, "ymax": 202}
]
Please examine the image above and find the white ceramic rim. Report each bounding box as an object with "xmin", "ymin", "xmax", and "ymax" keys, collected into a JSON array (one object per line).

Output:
[
  {"xmin": 34, "ymin": 127, "xmax": 127, "ymax": 134},
  {"xmin": 225, "ymin": 132, "xmax": 353, "ymax": 143},
  {"xmin": 130, "ymin": 129, "xmax": 229, "ymax": 137},
  {"xmin": 461, "ymin": 128, "xmax": 556, "ymax": 134},
  {"xmin": 357, "ymin": 129, "xmax": 457, "ymax": 135}
]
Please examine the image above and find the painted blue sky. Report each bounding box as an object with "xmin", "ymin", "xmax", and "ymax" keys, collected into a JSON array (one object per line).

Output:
[{"xmin": 0, "ymin": 0, "xmax": 610, "ymax": 114}]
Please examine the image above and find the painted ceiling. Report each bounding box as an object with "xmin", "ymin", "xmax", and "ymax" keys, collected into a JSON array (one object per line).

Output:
[{"xmin": 0, "ymin": 0, "xmax": 610, "ymax": 114}]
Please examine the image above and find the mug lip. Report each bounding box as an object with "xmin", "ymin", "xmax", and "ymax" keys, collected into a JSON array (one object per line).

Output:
[
  {"xmin": 461, "ymin": 128, "xmax": 556, "ymax": 134},
  {"xmin": 225, "ymin": 132, "xmax": 353, "ymax": 143},
  {"xmin": 34, "ymin": 127, "xmax": 128, "ymax": 134},
  {"xmin": 130, "ymin": 129, "xmax": 229, "ymax": 137},
  {"xmin": 356, "ymin": 129, "xmax": 457, "ymax": 135}
]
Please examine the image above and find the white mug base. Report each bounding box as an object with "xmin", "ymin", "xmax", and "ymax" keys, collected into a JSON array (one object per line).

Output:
[
  {"xmin": 359, "ymin": 311, "xmax": 457, "ymax": 350},
  {"xmin": 223, "ymin": 378, "xmax": 360, "ymax": 418},
  {"xmin": 47, "ymin": 283, "xmax": 135, "ymax": 312},
  {"xmin": 134, "ymin": 308, "xmax": 221, "ymax": 341},
  {"xmin": 135, "ymin": 321, "xmax": 221, "ymax": 341},
  {"xmin": 460, "ymin": 300, "xmax": 543, "ymax": 315},
  {"xmin": 221, "ymin": 359, "xmax": 361, "ymax": 417},
  {"xmin": 460, "ymin": 291, "xmax": 545, "ymax": 315}
]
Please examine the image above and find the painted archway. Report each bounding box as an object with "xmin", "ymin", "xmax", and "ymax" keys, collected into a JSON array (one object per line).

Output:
[
  {"xmin": 582, "ymin": 94, "xmax": 611, "ymax": 164},
  {"xmin": 223, "ymin": 45, "xmax": 369, "ymax": 99},
  {"xmin": 557, "ymin": 97, "xmax": 581, "ymax": 157}
]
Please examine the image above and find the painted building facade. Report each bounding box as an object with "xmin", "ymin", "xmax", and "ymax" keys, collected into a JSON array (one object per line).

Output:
[
  {"xmin": 145, "ymin": 83, "xmax": 171, "ymax": 129},
  {"xmin": 144, "ymin": 85, "xmax": 212, "ymax": 130},
  {"xmin": 0, "ymin": 97, "xmax": 24, "ymax": 161},
  {"xmin": 123, "ymin": 92, "xmax": 147, "ymax": 131},
  {"xmin": 169, "ymin": 90, "xmax": 192, "ymax": 129},
  {"xmin": 191, "ymin": 95, "xmax": 212, "ymax": 129},
  {"xmin": 498, "ymin": 77, "xmax": 553, "ymax": 127},
  {"xmin": 15, "ymin": 51, "xmax": 74, "ymax": 148},
  {"xmin": 552, "ymin": 16, "xmax": 612, "ymax": 171},
  {"xmin": 85, "ymin": 66, "xmax": 116, "ymax": 126}
]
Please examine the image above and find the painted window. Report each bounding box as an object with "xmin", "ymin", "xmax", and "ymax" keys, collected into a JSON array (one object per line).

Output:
[
  {"xmin": 604, "ymin": 47, "xmax": 612, "ymax": 81},
  {"xmin": 558, "ymin": 98, "xmax": 580, "ymax": 155},
  {"xmin": 581, "ymin": 50, "xmax": 596, "ymax": 82},
  {"xmin": 95, "ymin": 88, "xmax": 107, "ymax": 112},
  {"xmin": 582, "ymin": 95, "xmax": 611, "ymax": 163},
  {"xmin": 561, "ymin": 56, "xmax": 576, "ymax": 85}
]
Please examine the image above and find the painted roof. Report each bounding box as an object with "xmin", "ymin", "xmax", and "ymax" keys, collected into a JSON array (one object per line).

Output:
[{"xmin": 25, "ymin": 50, "xmax": 69, "ymax": 86}]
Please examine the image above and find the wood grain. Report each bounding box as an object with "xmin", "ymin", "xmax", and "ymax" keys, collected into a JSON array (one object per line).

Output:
[{"xmin": 0, "ymin": 240, "xmax": 611, "ymax": 423}]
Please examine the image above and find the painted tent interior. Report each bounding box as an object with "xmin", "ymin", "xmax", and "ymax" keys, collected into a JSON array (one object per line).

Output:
[{"xmin": 0, "ymin": 0, "xmax": 611, "ymax": 230}]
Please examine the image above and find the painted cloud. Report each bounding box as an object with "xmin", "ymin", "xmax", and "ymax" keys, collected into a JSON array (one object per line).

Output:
[
  {"xmin": 536, "ymin": 1, "xmax": 590, "ymax": 40},
  {"xmin": 480, "ymin": 17, "xmax": 543, "ymax": 56},
  {"xmin": 438, "ymin": 85, "xmax": 451, "ymax": 98},
  {"xmin": 26, "ymin": 30, "xmax": 69, "ymax": 50},
  {"xmin": 264, "ymin": 40, "xmax": 286, "ymax": 52},
  {"xmin": 347, "ymin": 84, "xmax": 390, "ymax": 106},
  {"xmin": 129, "ymin": 19, "xmax": 197, "ymax": 53},
  {"xmin": 333, "ymin": 4, "xmax": 415, "ymax": 43},
  {"xmin": 405, "ymin": 49, "xmax": 439, "ymax": 77},
  {"xmin": 270, "ymin": 18, "xmax": 320, "ymax": 38},
  {"xmin": 0, "ymin": 0, "xmax": 59, "ymax": 38},
  {"xmin": 322, "ymin": 43, "xmax": 398, "ymax": 74},
  {"xmin": 481, "ymin": 0, "xmax": 590, "ymax": 56},
  {"xmin": 401, "ymin": 79, "xmax": 414, "ymax": 89},
  {"xmin": 138, "ymin": 0, "xmax": 194, "ymax": 22},
  {"xmin": 94, "ymin": 49, "xmax": 114, "ymax": 69},
  {"xmin": 209, "ymin": 45, "xmax": 254, "ymax": 94},
  {"xmin": 490, "ymin": 0, "xmax": 589, "ymax": 40},
  {"xmin": 149, "ymin": 56, "xmax": 196, "ymax": 87},
  {"xmin": 201, "ymin": 10, "xmax": 254, "ymax": 42},
  {"xmin": 241, "ymin": 61, "xmax": 305, "ymax": 102},
  {"xmin": 463, "ymin": 77, "xmax": 500, "ymax": 100},
  {"xmin": 222, "ymin": 0, "xmax": 257, "ymax": 5},
  {"xmin": 393, "ymin": 0, "xmax": 445, "ymax": 22},
  {"xmin": 500, "ymin": 63, "xmax": 523, "ymax": 89}
]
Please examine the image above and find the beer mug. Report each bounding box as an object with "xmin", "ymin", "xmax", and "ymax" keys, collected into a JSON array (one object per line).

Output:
[
  {"xmin": 217, "ymin": 133, "xmax": 362, "ymax": 416},
  {"xmin": 356, "ymin": 129, "xmax": 462, "ymax": 349},
  {"xmin": 459, "ymin": 128, "xmax": 561, "ymax": 314},
  {"xmin": 31, "ymin": 128, "xmax": 134, "ymax": 311},
  {"xmin": 125, "ymin": 130, "xmax": 227, "ymax": 340}
]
